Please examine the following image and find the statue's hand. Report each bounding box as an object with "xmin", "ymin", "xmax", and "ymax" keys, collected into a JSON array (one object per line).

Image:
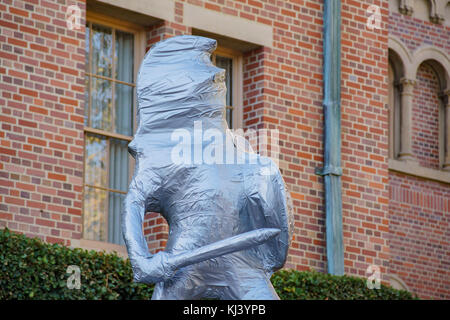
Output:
[{"xmin": 132, "ymin": 251, "xmax": 176, "ymax": 284}]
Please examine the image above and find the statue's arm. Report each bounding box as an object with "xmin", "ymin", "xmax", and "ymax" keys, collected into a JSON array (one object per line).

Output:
[{"xmin": 122, "ymin": 173, "xmax": 174, "ymax": 284}]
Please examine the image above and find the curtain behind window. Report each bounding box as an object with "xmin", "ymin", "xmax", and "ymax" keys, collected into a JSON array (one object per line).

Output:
[{"xmin": 84, "ymin": 22, "xmax": 135, "ymax": 246}]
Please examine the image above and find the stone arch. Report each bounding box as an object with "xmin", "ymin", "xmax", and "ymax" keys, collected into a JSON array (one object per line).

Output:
[
  {"xmin": 388, "ymin": 37, "xmax": 413, "ymax": 159},
  {"xmin": 411, "ymin": 46, "xmax": 450, "ymax": 169},
  {"xmin": 446, "ymin": 2, "xmax": 450, "ymax": 27},
  {"xmin": 388, "ymin": 274, "xmax": 410, "ymax": 292},
  {"xmin": 388, "ymin": 36, "xmax": 413, "ymax": 78},
  {"xmin": 412, "ymin": 46, "xmax": 450, "ymax": 91}
]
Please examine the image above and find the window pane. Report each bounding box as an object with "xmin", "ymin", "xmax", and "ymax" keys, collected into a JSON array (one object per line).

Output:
[
  {"xmin": 108, "ymin": 191, "xmax": 126, "ymax": 245},
  {"xmin": 85, "ymin": 134, "xmax": 108, "ymax": 187},
  {"xmin": 109, "ymin": 138, "xmax": 129, "ymax": 191},
  {"xmin": 84, "ymin": 76, "xmax": 89, "ymax": 127},
  {"xmin": 108, "ymin": 138, "xmax": 129, "ymax": 245},
  {"xmin": 83, "ymin": 21, "xmax": 136, "ymax": 245},
  {"xmin": 92, "ymin": 24, "xmax": 112, "ymax": 77},
  {"xmin": 215, "ymin": 56, "xmax": 233, "ymax": 106},
  {"xmin": 91, "ymin": 78, "xmax": 113, "ymax": 131},
  {"xmin": 115, "ymin": 30, "xmax": 134, "ymax": 83},
  {"xmin": 83, "ymin": 186, "xmax": 108, "ymax": 242},
  {"xmin": 226, "ymin": 108, "xmax": 232, "ymax": 128},
  {"xmin": 216, "ymin": 56, "xmax": 233, "ymax": 128},
  {"xmin": 115, "ymin": 83, "xmax": 133, "ymax": 136}
]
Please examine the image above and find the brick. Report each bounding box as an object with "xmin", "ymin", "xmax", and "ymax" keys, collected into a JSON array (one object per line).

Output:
[
  {"xmin": 0, "ymin": 147, "xmax": 16, "ymax": 156},
  {"xmin": 205, "ymin": 3, "xmax": 220, "ymax": 11},
  {"xmin": 0, "ymin": 20, "xmax": 18, "ymax": 30},
  {"xmin": 19, "ymin": 88, "xmax": 38, "ymax": 98},
  {"xmin": 48, "ymin": 173, "xmax": 66, "ymax": 182},
  {"xmin": 29, "ymin": 106, "xmax": 48, "ymax": 115},
  {"xmin": 18, "ymin": 119, "xmax": 37, "ymax": 128},
  {"xmin": 40, "ymin": 62, "xmax": 59, "ymax": 71},
  {"xmin": 8, "ymin": 38, "xmax": 28, "ymax": 48},
  {"xmin": 28, "ymin": 137, "xmax": 47, "ymax": 146},
  {"xmin": 20, "ymin": 25, "xmax": 39, "ymax": 35},
  {"xmin": 9, "ymin": 7, "xmax": 29, "ymax": 17},
  {"xmin": 36, "ymin": 218, "xmax": 55, "ymax": 227},
  {"xmin": 46, "ymin": 236, "xmax": 64, "ymax": 244},
  {"xmin": 30, "ymin": 43, "xmax": 49, "ymax": 53}
]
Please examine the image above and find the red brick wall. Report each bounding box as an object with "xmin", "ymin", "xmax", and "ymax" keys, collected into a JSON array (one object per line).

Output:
[
  {"xmin": 388, "ymin": 7, "xmax": 450, "ymax": 299},
  {"xmin": 389, "ymin": 172, "xmax": 450, "ymax": 299},
  {"xmin": 340, "ymin": 0, "xmax": 391, "ymax": 279},
  {"xmin": 388, "ymin": 11, "xmax": 449, "ymax": 53},
  {"xmin": 0, "ymin": 0, "xmax": 86, "ymax": 246}
]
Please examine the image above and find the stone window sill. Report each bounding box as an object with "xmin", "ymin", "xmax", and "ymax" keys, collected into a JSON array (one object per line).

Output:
[
  {"xmin": 388, "ymin": 158, "xmax": 450, "ymax": 184},
  {"xmin": 70, "ymin": 238, "xmax": 128, "ymax": 259}
]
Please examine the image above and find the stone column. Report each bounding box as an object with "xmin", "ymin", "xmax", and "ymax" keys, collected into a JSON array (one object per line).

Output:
[
  {"xmin": 443, "ymin": 90, "xmax": 450, "ymax": 171},
  {"xmin": 398, "ymin": 78, "xmax": 416, "ymax": 161}
]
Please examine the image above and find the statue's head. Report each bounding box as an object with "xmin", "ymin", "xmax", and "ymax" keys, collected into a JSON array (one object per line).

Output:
[
  {"xmin": 128, "ymin": 35, "xmax": 229, "ymax": 158},
  {"xmin": 135, "ymin": 35, "xmax": 227, "ymax": 133}
]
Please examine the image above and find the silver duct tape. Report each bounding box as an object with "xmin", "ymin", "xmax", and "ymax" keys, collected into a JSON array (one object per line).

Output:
[{"xmin": 122, "ymin": 35, "xmax": 294, "ymax": 300}]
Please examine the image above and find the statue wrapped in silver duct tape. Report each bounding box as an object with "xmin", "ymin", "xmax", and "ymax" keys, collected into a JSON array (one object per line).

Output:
[{"xmin": 122, "ymin": 35, "xmax": 294, "ymax": 300}]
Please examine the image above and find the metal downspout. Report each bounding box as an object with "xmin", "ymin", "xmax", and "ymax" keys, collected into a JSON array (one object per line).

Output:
[{"xmin": 315, "ymin": 0, "xmax": 344, "ymax": 275}]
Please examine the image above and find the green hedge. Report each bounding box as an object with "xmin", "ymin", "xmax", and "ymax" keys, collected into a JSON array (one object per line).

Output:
[
  {"xmin": 0, "ymin": 228, "xmax": 415, "ymax": 300},
  {"xmin": 0, "ymin": 228, "xmax": 153, "ymax": 299},
  {"xmin": 271, "ymin": 269, "xmax": 416, "ymax": 300}
]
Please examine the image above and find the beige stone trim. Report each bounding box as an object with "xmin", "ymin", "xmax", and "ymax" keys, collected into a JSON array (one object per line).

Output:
[
  {"xmin": 398, "ymin": 78, "xmax": 416, "ymax": 161},
  {"xmin": 389, "ymin": 39, "xmax": 450, "ymax": 167},
  {"xmin": 71, "ymin": 239, "xmax": 129, "ymax": 259},
  {"xmin": 411, "ymin": 46, "xmax": 450, "ymax": 169},
  {"xmin": 411, "ymin": 46, "xmax": 450, "ymax": 85},
  {"xmin": 414, "ymin": 0, "xmax": 431, "ymax": 22},
  {"xmin": 92, "ymin": 1, "xmax": 273, "ymax": 48},
  {"xmin": 389, "ymin": 0, "xmax": 399, "ymax": 14},
  {"xmin": 388, "ymin": 63, "xmax": 397, "ymax": 158},
  {"xmin": 388, "ymin": 274, "xmax": 410, "ymax": 292},
  {"xmin": 429, "ymin": 0, "xmax": 446, "ymax": 24},
  {"xmin": 183, "ymin": 3, "xmax": 273, "ymax": 48},
  {"xmin": 399, "ymin": 0, "xmax": 414, "ymax": 16},
  {"xmin": 444, "ymin": 90, "xmax": 450, "ymax": 170},
  {"xmin": 388, "ymin": 36, "xmax": 413, "ymax": 77},
  {"xmin": 389, "ymin": 158, "xmax": 450, "ymax": 184},
  {"xmin": 93, "ymin": 0, "xmax": 175, "ymax": 23},
  {"xmin": 397, "ymin": 0, "xmax": 447, "ymax": 24}
]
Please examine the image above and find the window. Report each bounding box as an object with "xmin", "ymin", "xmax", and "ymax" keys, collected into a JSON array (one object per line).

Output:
[
  {"xmin": 388, "ymin": 59, "xmax": 401, "ymax": 159},
  {"xmin": 83, "ymin": 16, "xmax": 140, "ymax": 245},
  {"xmin": 211, "ymin": 47, "xmax": 243, "ymax": 129},
  {"xmin": 388, "ymin": 49, "xmax": 405, "ymax": 160}
]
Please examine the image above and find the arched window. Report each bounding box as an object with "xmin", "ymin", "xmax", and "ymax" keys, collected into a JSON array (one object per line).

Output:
[
  {"xmin": 412, "ymin": 61, "xmax": 446, "ymax": 169},
  {"xmin": 388, "ymin": 50, "xmax": 404, "ymax": 159},
  {"xmin": 410, "ymin": 46, "xmax": 450, "ymax": 171}
]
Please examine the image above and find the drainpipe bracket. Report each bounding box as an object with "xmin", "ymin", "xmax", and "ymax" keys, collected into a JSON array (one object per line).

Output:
[{"xmin": 315, "ymin": 165, "xmax": 342, "ymax": 176}]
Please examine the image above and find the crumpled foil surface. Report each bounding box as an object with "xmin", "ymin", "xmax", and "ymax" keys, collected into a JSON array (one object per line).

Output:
[{"xmin": 122, "ymin": 35, "xmax": 294, "ymax": 300}]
